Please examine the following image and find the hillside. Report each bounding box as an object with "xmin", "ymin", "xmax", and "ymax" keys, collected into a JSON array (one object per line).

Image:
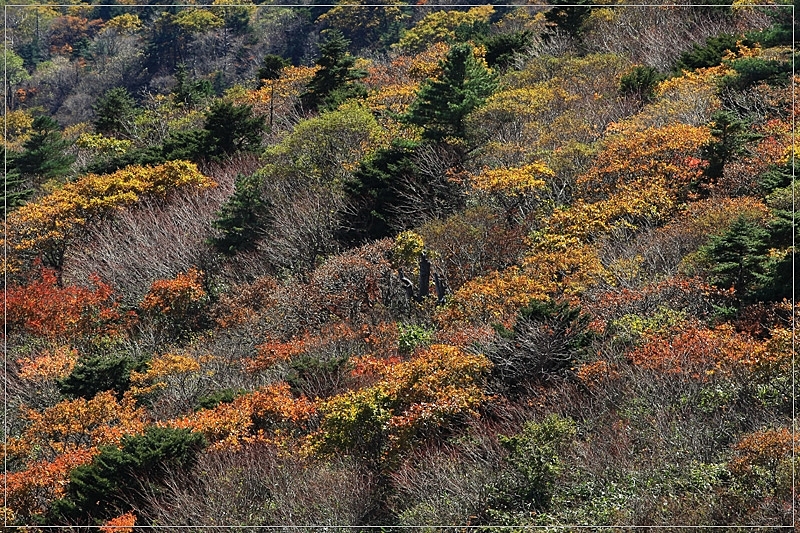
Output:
[{"xmin": 2, "ymin": 1, "xmax": 797, "ymax": 530}]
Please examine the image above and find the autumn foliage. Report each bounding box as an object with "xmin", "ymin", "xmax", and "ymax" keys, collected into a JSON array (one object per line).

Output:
[
  {"xmin": 1, "ymin": 3, "xmax": 795, "ymax": 528},
  {"xmin": 3, "ymin": 266, "xmax": 133, "ymax": 340}
]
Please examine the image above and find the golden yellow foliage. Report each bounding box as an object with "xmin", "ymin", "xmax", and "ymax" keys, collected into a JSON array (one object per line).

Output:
[
  {"xmin": 396, "ymin": 5, "xmax": 494, "ymax": 53},
  {"xmin": 5, "ymin": 161, "xmax": 215, "ymax": 266},
  {"xmin": 7, "ymin": 391, "xmax": 147, "ymax": 461},
  {"xmin": 470, "ymin": 163, "xmax": 552, "ymax": 196}
]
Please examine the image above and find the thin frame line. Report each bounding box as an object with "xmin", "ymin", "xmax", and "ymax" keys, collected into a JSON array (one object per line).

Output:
[
  {"xmin": 792, "ymin": 0, "xmax": 797, "ymax": 530},
  {"xmin": 0, "ymin": 3, "xmax": 792, "ymax": 7},
  {"xmin": 3, "ymin": 2, "xmax": 8, "ymax": 531},
  {"xmin": 1, "ymin": 1, "xmax": 796, "ymax": 530}
]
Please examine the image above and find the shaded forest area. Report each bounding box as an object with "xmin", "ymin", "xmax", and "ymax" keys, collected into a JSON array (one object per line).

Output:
[{"xmin": 2, "ymin": 0, "xmax": 798, "ymax": 530}]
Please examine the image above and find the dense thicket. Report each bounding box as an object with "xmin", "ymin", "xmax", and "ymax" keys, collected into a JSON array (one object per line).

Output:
[{"xmin": 3, "ymin": 2, "xmax": 796, "ymax": 530}]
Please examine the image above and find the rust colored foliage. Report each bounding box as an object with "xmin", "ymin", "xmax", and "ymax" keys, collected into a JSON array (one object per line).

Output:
[
  {"xmin": 48, "ymin": 15, "xmax": 104, "ymax": 56},
  {"xmin": 436, "ymin": 266, "xmax": 549, "ymax": 328},
  {"xmin": 729, "ymin": 427, "xmax": 796, "ymax": 478},
  {"xmin": 140, "ymin": 267, "xmax": 207, "ymax": 329},
  {"xmin": 5, "ymin": 446, "xmax": 99, "ymax": 518},
  {"xmin": 575, "ymin": 360, "xmax": 621, "ymax": 389},
  {"xmin": 17, "ymin": 344, "xmax": 79, "ymax": 382},
  {"xmin": 4, "ymin": 390, "xmax": 148, "ymax": 519},
  {"xmin": 308, "ymin": 239, "xmax": 395, "ymax": 323},
  {"xmin": 3, "ymin": 266, "xmax": 134, "ymax": 340},
  {"xmin": 211, "ymin": 275, "xmax": 281, "ymax": 329},
  {"xmin": 627, "ymin": 323, "xmax": 763, "ymax": 380},
  {"xmin": 166, "ymin": 382, "xmax": 316, "ymax": 450},
  {"xmin": 246, "ymin": 322, "xmax": 362, "ymax": 373},
  {"xmin": 590, "ymin": 276, "xmax": 734, "ymax": 326},
  {"xmin": 100, "ymin": 512, "xmax": 137, "ymax": 533}
]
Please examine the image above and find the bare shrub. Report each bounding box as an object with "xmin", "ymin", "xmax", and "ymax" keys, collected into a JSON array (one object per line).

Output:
[
  {"xmin": 141, "ymin": 442, "xmax": 375, "ymax": 530},
  {"xmin": 582, "ymin": 5, "xmax": 763, "ymax": 71},
  {"xmin": 390, "ymin": 429, "xmax": 506, "ymax": 528},
  {"xmin": 260, "ymin": 185, "xmax": 345, "ymax": 277}
]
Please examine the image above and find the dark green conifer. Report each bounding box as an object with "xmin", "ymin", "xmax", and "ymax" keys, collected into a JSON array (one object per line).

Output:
[
  {"xmin": 14, "ymin": 115, "xmax": 75, "ymax": 184},
  {"xmin": 93, "ymin": 87, "xmax": 138, "ymax": 136},
  {"xmin": 210, "ymin": 172, "xmax": 271, "ymax": 255},
  {"xmin": 700, "ymin": 110, "xmax": 755, "ymax": 185},
  {"xmin": 302, "ymin": 30, "xmax": 367, "ymax": 112},
  {"xmin": 2, "ymin": 148, "xmax": 33, "ymax": 217},
  {"xmin": 701, "ymin": 215, "xmax": 770, "ymax": 297},
  {"xmin": 58, "ymin": 354, "xmax": 136, "ymax": 401},
  {"xmin": 405, "ymin": 43, "xmax": 497, "ymax": 142},
  {"xmin": 341, "ymin": 139, "xmax": 419, "ymax": 244},
  {"xmin": 52, "ymin": 427, "xmax": 206, "ymax": 523},
  {"xmin": 619, "ymin": 65, "xmax": 665, "ymax": 103},
  {"xmin": 483, "ymin": 31, "xmax": 532, "ymax": 71},
  {"xmin": 204, "ymin": 100, "xmax": 265, "ymax": 158}
]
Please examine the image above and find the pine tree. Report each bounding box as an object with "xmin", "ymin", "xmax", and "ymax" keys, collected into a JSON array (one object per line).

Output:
[
  {"xmin": 52, "ymin": 427, "xmax": 206, "ymax": 523},
  {"xmin": 701, "ymin": 110, "xmax": 755, "ymax": 184},
  {"xmin": 174, "ymin": 63, "xmax": 213, "ymax": 106},
  {"xmin": 619, "ymin": 66, "xmax": 665, "ymax": 103},
  {"xmin": 702, "ymin": 215, "xmax": 770, "ymax": 298},
  {"xmin": 302, "ymin": 30, "xmax": 366, "ymax": 112},
  {"xmin": 204, "ymin": 100, "xmax": 265, "ymax": 158},
  {"xmin": 14, "ymin": 116, "xmax": 75, "ymax": 184},
  {"xmin": 405, "ymin": 43, "xmax": 497, "ymax": 142},
  {"xmin": 341, "ymin": 139, "xmax": 419, "ymax": 244},
  {"xmin": 58, "ymin": 353, "xmax": 138, "ymax": 401},
  {"xmin": 543, "ymin": 0, "xmax": 593, "ymax": 42},
  {"xmin": 483, "ymin": 30, "xmax": 532, "ymax": 71},
  {"xmin": 93, "ymin": 87, "xmax": 138, "ymax": 136},
  {"xmin": 2, "ymin": 147, "xmax": 33, "ymax": 217},
  {"xmin": 210, "ymin": 172, "xmax": 271, "ymax": 255}
]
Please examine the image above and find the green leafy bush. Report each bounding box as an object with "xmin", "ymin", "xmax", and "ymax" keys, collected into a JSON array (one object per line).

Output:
[{"xmin": 492, "ymin": 414, "xmax": 577, "ymax": 513}]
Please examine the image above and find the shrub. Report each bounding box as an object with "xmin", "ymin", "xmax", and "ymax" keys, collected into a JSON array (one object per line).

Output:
[
  {"xmin": 489, "ymin": 299, "xmax": 594, "ymax": 393},
  {"xmin": 52, "ymin": 426, "xmax": 206, "ymax": 524},
  {"xmin": 58, "ymin": 353, "xmax": 141, "ymax": 401},
  {"xmin": 491, "ymin": 414, "xmax": 577, "ymax": 514},
  {"xmin": 619, "ymin": 65, "xmax": 665, "ymax": 103},
  {"xmin": 674, "ymin": 33, "xmax": 739, "ymax": 71}
]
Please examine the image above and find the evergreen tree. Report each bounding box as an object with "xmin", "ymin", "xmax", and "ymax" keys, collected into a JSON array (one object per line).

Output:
[
  {"xmin": 210, "ymin": 172, "xmax": 271, "ymax": 255},
  {"xmin": 483, "ymin": 30, "xmax": 532, "ymax": 71},
  {"xmin": 701, "ymin": 215, "xmax": 770, "ymax": 298},
  {"xmin": 14, "ymin": 115, "xmax": 75, "ymax": 184},
  {"xmin": 675, "ymin": 33, "xmax": 739, "ymax": 72},
  {"xmin": 543, "ymin": 0, "xmax": 593, "ymax": 42},
  {"xmin": 619, "ymin": 65, "xmax": 665, "ymax": 103},
  {"xmin": 204, "ymin": 100, "xmax": 265, "ymax": 158},
  {"xmin": 302, "ymin": 30, "xmax": 367, "ymax": 112},
  {"xmin": 341, "ymin": 139, "xmax": 419, "ymax": 244},
  {"xmin": 52, "ymin": 427, "xmax": 206, "ymax": 523},
  {"xmin": 700, "ymin": 110, "xmax": 755, "ymax": 186},
  {"xmin": 174, "ymin": 63, "xmax": 213, "ymax": 106},
  {"xmin": 405, "ymin": 43, "xmax": 497, "ymax": 142},
  {"xmin": 58, "ymin": 353, "xmax": 137, "ymax": 401},
  {"xmin": 93, "ymin": 87, "xmax": 138, "ymax": 136},
  {"xmin": 2, "ymin": 148, "xmax": 33, "ymax": 217},
  {"xmin": 162, "ymin": 129, "xmax": 209, "ymax": 162}
]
